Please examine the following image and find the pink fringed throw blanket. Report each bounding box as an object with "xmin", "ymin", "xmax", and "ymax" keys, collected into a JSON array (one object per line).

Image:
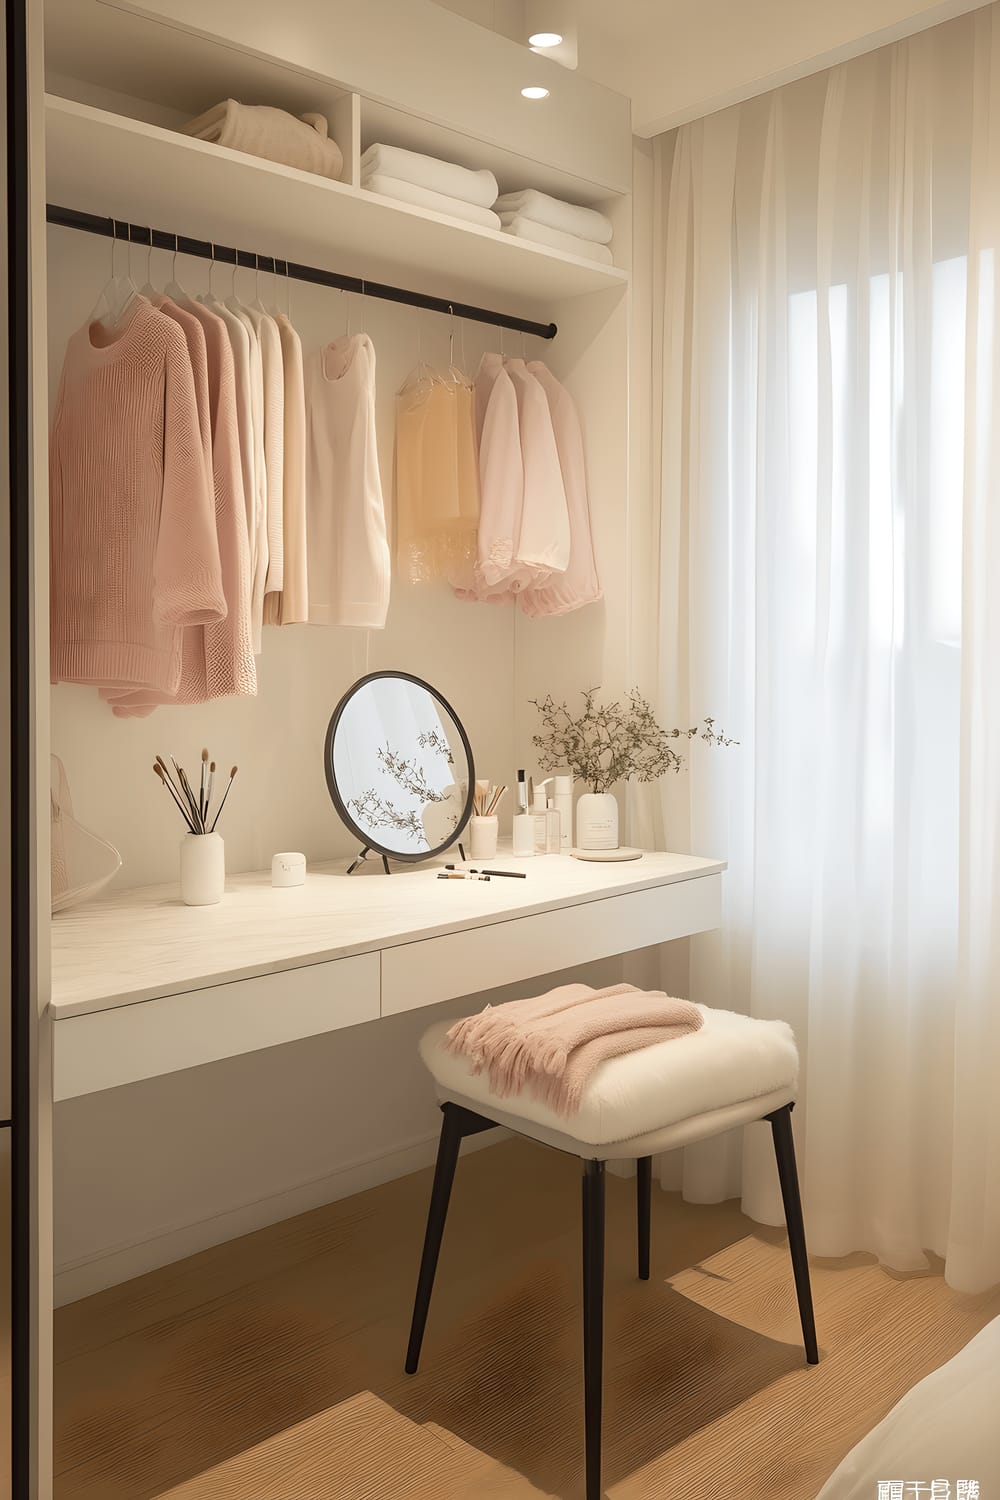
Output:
[{"xmin": 446, "ymin": 982, "xmax": 703, "ymax": 1117}]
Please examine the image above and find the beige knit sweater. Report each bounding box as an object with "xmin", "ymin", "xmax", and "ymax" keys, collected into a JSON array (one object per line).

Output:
[{"xmin": 50, "ymin": 299, "xmax": 226, "ymax": 694}]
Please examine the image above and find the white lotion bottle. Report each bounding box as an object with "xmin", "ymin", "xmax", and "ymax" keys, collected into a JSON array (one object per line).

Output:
[
  {"xmin": 553, "ymin": 774, "xmax": 574, "ymax": 852},
  {"xmin": 531, "ymin": 784, "xmax": 549, "ymax": 854},
  {"xmin": 512, "ymin": 768, "xmax": 535, "ymax": 856}
]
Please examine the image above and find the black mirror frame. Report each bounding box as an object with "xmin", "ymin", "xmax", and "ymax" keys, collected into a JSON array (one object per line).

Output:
[{"xmin": 323, "ymin": 670, "xmax": 476, "ymax": 865}]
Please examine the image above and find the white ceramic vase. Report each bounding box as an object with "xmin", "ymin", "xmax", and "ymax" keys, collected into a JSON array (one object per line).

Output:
[
  {"xmin": 576, "ymin": 792, "xmax": 620, "ymax": 851},
  {"xmin": 179, "ymin": 832, "xmax": 225, "ymax": 906}
]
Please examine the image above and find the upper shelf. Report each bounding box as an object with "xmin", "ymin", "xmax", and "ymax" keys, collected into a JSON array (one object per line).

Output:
[{"xmin": 44, "ymin": 96, "xmax": 628, "ymax": 314}]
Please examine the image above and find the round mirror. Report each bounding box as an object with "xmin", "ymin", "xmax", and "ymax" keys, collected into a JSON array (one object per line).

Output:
[{"xmin": 324, "ymin": 671, "xmax": 475, "ymax": 865}]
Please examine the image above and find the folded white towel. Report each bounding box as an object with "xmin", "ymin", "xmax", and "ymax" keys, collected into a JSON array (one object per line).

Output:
[
  {"xmin": 361, "ymin": 143, "xmax": 498, "ymax": 208},
  {"xmin": 501, "ymin": 216, "xmax": 615, "ymax": 265},
  {"xmin": 363, "ymin": 174, "xmax": 501, "ymax": 229},
  {"xmin": 184, "ymin": 100, "xmax": 344, "ymax": 182},
  {"xmin": 495, "ymin": 189, "xmax": 613, "ymax": 245}
]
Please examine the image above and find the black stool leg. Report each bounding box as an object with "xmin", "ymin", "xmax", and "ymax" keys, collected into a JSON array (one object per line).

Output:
[
  {"xmin": 767, "ymin": 1104, "xmax": 819, "ymax": 1365},
  {"xmin": 582, "ymin": 1159, "xmax": 606, "ymax": 1500},
  {"xmin": 636, "ymin": 1156, "xmax": 652, "ymax": 1281},
  {"xmin": 406, "ymin": 1102, "xmax": 493, "ymax": 1375}
]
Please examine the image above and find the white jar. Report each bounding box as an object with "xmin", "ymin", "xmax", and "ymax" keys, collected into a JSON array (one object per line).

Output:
[
  {"xmin": 272, "ymin": 851, "xmax": 306, "ymax": 887},
  {"xmin": 576, "ymin": 793, "xmax": 620, "ymax": 851},
  {"xmin": 469, "ymin": 815, "xmax": 499, "ymax": 861},
  {"xmin": 179, "ymin": 832, "xmax": 225, "ymax": 905}
]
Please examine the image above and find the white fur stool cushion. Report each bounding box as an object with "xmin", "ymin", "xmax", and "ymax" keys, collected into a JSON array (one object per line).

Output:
[{"xmin": 420, "ymin": 1004, "xmax": 799, "ymax": 1154}]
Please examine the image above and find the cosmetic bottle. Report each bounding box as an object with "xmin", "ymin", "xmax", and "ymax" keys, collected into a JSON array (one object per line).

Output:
[
  {"xmin": 531, "ymin": 785, "xmax": 550, "ymax": 854},
  {"xmin": 531, "ymin": 778, "xmax": 560, "ymax": 854},
  {"xmin": 545, "ymin": 797, "xmax": 561, "ymax": 854},
  {"xmin": 512, "ymin": 768, "xmax": 535, "ymax": 856},
  {"xmin": 553, "ymin": 774, "xmax": 573, "ymax": 852}
]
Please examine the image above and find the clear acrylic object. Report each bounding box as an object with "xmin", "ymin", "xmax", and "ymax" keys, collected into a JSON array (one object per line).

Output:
[{"xmin": 51, "ymin": 754, "xmax": 122, "ymax": 912}]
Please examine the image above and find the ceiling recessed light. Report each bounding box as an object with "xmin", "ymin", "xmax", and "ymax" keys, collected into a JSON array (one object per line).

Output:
[
  {"xmin": 529, "ymin": 31, "xmax": 562, "ymax": 46},
  {"xmin": 521, "ymin": 86, "xmax": 550, "ymax": 99}
]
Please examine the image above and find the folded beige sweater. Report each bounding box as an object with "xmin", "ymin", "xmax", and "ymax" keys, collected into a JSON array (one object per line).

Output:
[
  {"xmin": 447, "ymin": 982, "xmax": 703, "ymax": 1116},
  {"xmin": 184, "ymin": 100, "xmax": 344, "ymax": 182}
]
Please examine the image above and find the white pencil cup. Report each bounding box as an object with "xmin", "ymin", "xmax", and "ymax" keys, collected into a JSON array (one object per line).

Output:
[
  {"xmin": 180, "ymin": 832, "xmax": 225, "ymax": 906},
  {"xmin": 469, "ymin": 815, "xmax": 499, "ymax": 861}
]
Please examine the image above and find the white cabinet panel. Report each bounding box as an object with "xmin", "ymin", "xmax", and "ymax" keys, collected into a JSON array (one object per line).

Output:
[
  {"xmin": 380, "ymin": 875, "xmax": 722, "ymax": 1016},
  {"xmin": 53, "ymin": 952, "xmax": 379, "ymax": 1100}
]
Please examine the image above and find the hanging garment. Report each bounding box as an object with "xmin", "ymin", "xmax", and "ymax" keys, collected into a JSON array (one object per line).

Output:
[
  {"xmin": 395, "ymin": 365, "xmax": 480, "ymax": 584},
  {"xmin": 519, "ymin": 363, "xmax": 601, "ymax": 616},
  {"xmin": 197, "ymin": 294, "xmax": 255, "ymax": 572},
  {"xmin": 103, "ymin": 296, "xmax": 257, "ymax": 714},
  {"xmin": 452, "ymin": 352, "xmax": 522, "ymax": 602},
  {"xmin": 264, "ymin": 314, "xmax": 308, "ymax": 625},
  {"xmin": 244, "ymin": 303, "xmax": 284, "ymax": 605},
  {"xmin": 202, "ymin": 293, "xmax": 268, "ymax": 651},
  {"xmin": 305, "ymin": 333, "xmax": 391, "ymax": 629},
  {"xmin": 504, "ymin": 356, "xmax": 571, "ymax": 585},
  {"xmin": 50, "ymin": 298, "xmax": 225, "ymax": 694},
  {"xmin": 226, "ymin": 295, "xmax": 269, "ymax": 649}
]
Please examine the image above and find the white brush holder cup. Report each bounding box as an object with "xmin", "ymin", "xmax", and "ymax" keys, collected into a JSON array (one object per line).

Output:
[
  {"xmin": 469, "ymin": 816, "xmax": 499, "ymax": 861},
  {"xmin": 180, "ymin": 832, "xmax": 225, "ymax": 906}
]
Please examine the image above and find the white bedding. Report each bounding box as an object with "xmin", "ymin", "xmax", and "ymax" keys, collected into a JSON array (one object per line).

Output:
[
  {"xmin": 361, "ymin": 175, "xmax": 501, "ymax": 229},
  {"xmin": 361, "ymin": 143, "xmax": 498, "ymax": 207},
  {"xmin": 816, "ymin": 1313, "xmax": 1000, "ymax": 1497},
  {"xmin": 494, "ymin": 188, "xmax": 614, "ymax": 244}
]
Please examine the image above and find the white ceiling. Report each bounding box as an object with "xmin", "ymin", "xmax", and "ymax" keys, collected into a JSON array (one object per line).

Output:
[{"xmin": 435, "ymin": 0, "xmax": 994, "ymax": 135}]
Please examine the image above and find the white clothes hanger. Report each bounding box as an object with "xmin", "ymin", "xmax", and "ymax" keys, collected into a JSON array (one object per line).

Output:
[
  {"xmin": 89, "ymin": 222, "xmax": 140, "ymax": 328},
  {"xmin": 137, "ymin": 226, "xmax": 159, "ymax": 302},
  {"xmin": 198, "ymin": 244, "xmax": 231, "ymax": 311},
  {"xmin": 163, "ymin": 234, "xmax": 191, "ymax": 306},
  {"xmin": 248, "ymin": 254, "xmax": 270, "ymax": 316}
]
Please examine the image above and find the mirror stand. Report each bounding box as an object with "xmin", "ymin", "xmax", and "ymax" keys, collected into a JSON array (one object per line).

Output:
[
  {"xmin": 344, "ymin": 841, "xmax": 468, "ymax": 876},
  {"xmin": 346, "ymin": 846, "xmax": 394, "ymax": 876}
]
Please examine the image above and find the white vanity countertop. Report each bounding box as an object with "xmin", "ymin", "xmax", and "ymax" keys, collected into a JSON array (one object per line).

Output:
[{"xmin": 49, "ymin": 849, "xmax": 726, "ymax": 1019}]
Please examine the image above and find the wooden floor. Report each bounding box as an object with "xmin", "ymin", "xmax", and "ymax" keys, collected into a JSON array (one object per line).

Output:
[{"xmin": 55, "ymin": 1138, "xmax": 1000, "ymax": 1500}]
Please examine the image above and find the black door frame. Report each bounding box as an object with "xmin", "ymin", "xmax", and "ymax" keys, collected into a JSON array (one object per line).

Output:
[{"xmin": 6, "ymin": 0, "xmax": 34, "ymax": 1491}]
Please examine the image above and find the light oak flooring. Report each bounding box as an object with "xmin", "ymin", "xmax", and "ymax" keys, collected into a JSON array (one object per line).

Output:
[{"xmin": 55, "ymin": 1138, "xmax": 1000, "ymax": 1500}]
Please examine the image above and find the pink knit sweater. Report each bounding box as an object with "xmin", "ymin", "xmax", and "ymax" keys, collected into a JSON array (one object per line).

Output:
[
  {"xmin": 50, "ymin": 299, "xmax": 226, "ymax": 694},
  {"xmin": 101, "ymin": 296, "xmax": 257, "ymax": 714}
]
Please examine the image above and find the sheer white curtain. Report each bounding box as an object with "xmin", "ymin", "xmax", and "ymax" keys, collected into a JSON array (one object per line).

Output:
[{"xmin": 648, "ymin": 7, "xmax": 1000, "ymax": 1291}]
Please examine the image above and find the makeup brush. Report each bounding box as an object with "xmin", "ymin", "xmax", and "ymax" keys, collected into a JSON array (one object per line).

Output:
[
  {"xmin": 209, "ymin": 766, "xmax": 238, "ymax": 833},
  {"xmin": 154, "ymin": 762, "xmax": 198, "ymax": 833},
  {"xmin": 200, "ymin": 748, "xmax": 209, "ymax": 824},
  {"xmin": 486, "ymin": 784, "xmax": 506, "ymax": 816},
  {"xmin": 207, "ymin": 761, "xmax": 216, "ymax": 823},
  {"xmin": 158, "ymin": 755, "xmax": 200, "ymax": 827},
  {"xmin": 172, "ymin": 757, "xmax": 204, "ymax": 833}
]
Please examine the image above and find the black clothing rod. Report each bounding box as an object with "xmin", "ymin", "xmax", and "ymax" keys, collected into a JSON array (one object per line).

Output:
[{"xmin": 46, "ymin": 204, "xmax": 559, "ymax": 341}]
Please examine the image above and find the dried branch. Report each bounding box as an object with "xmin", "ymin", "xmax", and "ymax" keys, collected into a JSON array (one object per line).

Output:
[{"xmin": 530, "ymin": 688, "xmax": 736, "ymax": 794}]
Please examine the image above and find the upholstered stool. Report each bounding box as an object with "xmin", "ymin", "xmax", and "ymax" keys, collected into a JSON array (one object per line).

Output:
[{"xmin": 405, "ymin": 1003, "xmax": 819, "ymax": 1500}]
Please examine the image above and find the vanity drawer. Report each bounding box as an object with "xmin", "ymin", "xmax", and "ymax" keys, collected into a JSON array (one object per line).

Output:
[
  {"xmin": 53, "ymin": 951, "xmax": 380, "ymax": 1100},
  {"xmin": 380, "ymin": 874, "xmax": 722, "ymax": 1015}
]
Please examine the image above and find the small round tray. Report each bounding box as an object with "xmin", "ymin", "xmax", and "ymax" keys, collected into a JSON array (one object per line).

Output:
[{"xmin": 571, "ymin": 846, "xmax": 644, "ymax": 862}]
